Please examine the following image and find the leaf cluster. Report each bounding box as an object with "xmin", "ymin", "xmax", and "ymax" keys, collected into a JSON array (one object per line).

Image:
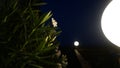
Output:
[{"xmin": 0, "ymin": 0, "xmax": 67, "ymax": 68}]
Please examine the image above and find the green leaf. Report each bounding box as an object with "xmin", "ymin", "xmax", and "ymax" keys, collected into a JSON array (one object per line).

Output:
[
  {"xmin": 30, "ymin": 64, "xmax": 44, "ymax": 68},
  {"xmin": 35, "ymin": 46, "xmax": 56, "ymax": 56},
  {"xmin": 33, "ymin": 10, "xmax": 41, "ymax": 13},
  {"xmin": 3, "ymin": 16, "xmax": 8, "ymax": 23},
  {"xmin": 32, "ymin": 2, "xmax": 47, "ymax": 6},
  {"xmin": 13, "ymin": 0, "xmax": 18, "ymax": 9},
  {"xmin": 39, "ymin": 11, "xmax": 52, "ymax": 25}
]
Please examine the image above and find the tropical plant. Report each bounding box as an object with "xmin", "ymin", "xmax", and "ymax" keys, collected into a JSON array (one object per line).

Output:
[{"xmin": 0, "ymin": 0, "xmax": 67, "ymax": 68}]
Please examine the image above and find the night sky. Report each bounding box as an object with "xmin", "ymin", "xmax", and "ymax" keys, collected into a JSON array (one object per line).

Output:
[{"xmin": 43, "ymin": 0, "xmax": 113, "ymax": 47}]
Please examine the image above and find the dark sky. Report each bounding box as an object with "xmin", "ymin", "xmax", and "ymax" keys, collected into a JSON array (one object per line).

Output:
[{"xmin": 43, "ymin": 0, "xmax": 112, "ymax": 46}]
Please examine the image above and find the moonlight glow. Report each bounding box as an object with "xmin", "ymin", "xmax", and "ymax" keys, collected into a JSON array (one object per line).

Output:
[
  {"xmin": 101, "ymin": 0, "xmax": 120, "ymax": 47},
  {"xmin": 74, "ymin": 41, "xmax": 79, "ymax": 46}
]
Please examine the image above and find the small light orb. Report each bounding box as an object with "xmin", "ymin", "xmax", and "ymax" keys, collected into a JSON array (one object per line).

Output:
[{"xmin": 74, "ymin": 41, "xmax": 79, "ymax": 46}]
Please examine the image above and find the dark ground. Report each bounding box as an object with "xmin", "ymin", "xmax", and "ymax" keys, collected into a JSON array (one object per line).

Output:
[{"xmin": 60, "ymin": 45, "xmax": 120, "ymax": 68}]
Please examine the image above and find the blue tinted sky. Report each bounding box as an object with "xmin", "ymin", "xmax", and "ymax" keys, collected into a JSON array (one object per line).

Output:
[{"xmin": 43, "ymin": 0, "xmax": 112, "ymax": 46}]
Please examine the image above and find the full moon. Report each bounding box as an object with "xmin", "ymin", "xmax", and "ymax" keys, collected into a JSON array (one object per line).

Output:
[
  {"xmin": 74, "ymin": 41, "xmax": 79, "ymax": 46},
  {"xmin": 101, "ymin": 0, "xmax": 120, "ymax": 47}
]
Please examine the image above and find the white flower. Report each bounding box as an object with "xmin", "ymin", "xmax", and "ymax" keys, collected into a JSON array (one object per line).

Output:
[
  {"xmin": 57, "ymin": 63, "xmax": 62, "ymax": 68},
  {"xmin": 51, "ymin": 18, "xmax": 58, "ymax": 27},
  {"xmin": 56, "ymin": 50, "xmax": 61, "ymax": 57}
]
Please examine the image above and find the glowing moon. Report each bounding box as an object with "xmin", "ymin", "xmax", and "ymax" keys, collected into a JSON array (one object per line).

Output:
[
  {"xmin": 74, "ymin": 41, "xmax": 79, "ymax": 46},
  {"xmin": 101, "ymin": 0, "xmax": 120, "ymax": 47}
]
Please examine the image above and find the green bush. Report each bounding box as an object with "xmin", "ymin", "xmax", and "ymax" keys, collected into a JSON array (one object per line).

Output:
[{"xmin": 0, "ymin": 0, "xmax": 67, "ymax": 68}]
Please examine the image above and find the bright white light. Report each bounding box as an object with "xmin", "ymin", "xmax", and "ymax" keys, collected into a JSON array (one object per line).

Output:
[
  {"xmin": 74, "ymin": 41, "xmax": 79, "ymax": 46},
  {"xmin": 101, "ymin": 0, "xmax": 120, "ymax": 47}
]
